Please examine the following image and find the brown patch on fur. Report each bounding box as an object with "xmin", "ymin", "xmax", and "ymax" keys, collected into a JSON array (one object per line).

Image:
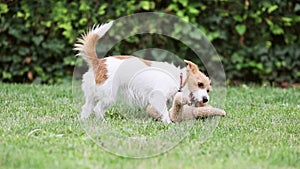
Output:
[
  {"xmin": 94, "ymin": 58, "xmax": 108, "ymax": 84},
  {"xmin": 184, "ymin": 60, "xmax": 199, "ymax": 74},
  {"xmin": 114, "ymin": 55, "xmax": 152, "ymax": 66},
  {"xmin": 139, "ymin": 58, "xmax": 152, "ymax": 66},
  {"xmin": 80, "ymin": 33, "xmax": 100, "ymax": 67},
  {"xmin": 114, "ymin": 55, "xmax": 132, "ymax": 60}
]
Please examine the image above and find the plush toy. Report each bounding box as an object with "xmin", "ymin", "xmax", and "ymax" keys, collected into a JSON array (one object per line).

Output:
[{"xmin": 147, "ymin": 92, "xmax": 226, "ymax": 122}]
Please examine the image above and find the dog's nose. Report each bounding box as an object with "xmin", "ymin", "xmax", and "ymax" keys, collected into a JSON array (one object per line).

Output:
[{"xmin": 203, "ymin": 96, "xmax": 208, "ymax": 103}]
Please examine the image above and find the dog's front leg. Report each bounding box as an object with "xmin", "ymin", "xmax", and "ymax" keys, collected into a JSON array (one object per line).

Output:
[
  {"xmin": 149, "ymin": 90, "xmax": 171, "ymax": 123},
  {"xmin": 169, "ymin": 92, "xmax": 184, "ymax": 122},
  {"xmin": 93, "ymin": 101, "xmax": 110, "ymax": 120},
  {"xmin": 81, "ymin": 100, "xmax": 94, "ymax": 119}
]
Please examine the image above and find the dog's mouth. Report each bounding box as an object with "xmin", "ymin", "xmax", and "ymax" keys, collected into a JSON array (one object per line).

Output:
[
  {"xmin": 188, "ymin": 92, "xmax": 208, "ymax": 107},
  {"xmin": 196, "ymin": 101, "xmax": 207, "ymax": 107}
]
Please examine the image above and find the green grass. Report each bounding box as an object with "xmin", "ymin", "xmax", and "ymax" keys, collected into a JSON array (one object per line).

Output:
[{"xmin": 0, "ymin": 83, "xmax": 299, "ymax": 169}]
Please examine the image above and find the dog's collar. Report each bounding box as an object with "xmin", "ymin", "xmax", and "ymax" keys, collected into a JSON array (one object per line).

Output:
[
  {"xmin": 178, "ymin": 73, "xmax": 196, "ymax": 106},
  {"xmin": 178, "ymin": 73, "xmax": 195, "ymax": 106},
  {"xmin": 178, "ymin": 72, "xmax": 189, "ymax": 92},
  {"xmin": 178, "ymin": 72, "xmax": 183, "ymax": 92}
]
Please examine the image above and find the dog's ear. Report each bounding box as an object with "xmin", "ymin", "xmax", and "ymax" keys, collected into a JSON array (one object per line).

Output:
[{"xmin": 184, "ymin": 60, "xmax": 199, "ymax": 74}]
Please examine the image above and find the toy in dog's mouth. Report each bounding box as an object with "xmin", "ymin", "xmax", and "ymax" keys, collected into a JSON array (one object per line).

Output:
[
  {"xmin": 196, "ymin": 101, "xmax": 207, "ymax": 107},
  {"xmin": 190, "ymin": 100, "xmax": 207, "ymax": 107}
]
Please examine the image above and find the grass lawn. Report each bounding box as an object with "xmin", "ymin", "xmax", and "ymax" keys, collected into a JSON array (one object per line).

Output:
[{"xmin": 0, "ymin": 83, "xmax": 299, "ymax": 169}]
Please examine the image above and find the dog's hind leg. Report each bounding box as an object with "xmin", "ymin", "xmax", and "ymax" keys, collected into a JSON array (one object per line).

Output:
[
  {"xmin": 80, "ymin": 82, "xmax": 95, "ymax": 119},
  {"xmin": 149, "ymin": 90, "xmax": 171, "ymax": 123},
  {"xmin": 80, "ymin": 71, "xmax": 97, "ymax": 119}
]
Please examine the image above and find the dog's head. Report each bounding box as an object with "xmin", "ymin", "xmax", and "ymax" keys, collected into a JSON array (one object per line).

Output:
[{"xmin": 184, "ymin": 60, "xmax": 211, "ymax": 106}]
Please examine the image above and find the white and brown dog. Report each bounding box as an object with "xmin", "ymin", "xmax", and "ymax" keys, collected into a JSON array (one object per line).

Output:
[{"xmin": 74, "ymin": 22, "xmax": 211, "ymax": 123}]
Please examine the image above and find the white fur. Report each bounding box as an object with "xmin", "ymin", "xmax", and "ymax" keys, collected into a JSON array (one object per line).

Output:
[
  {"xmin": 91, "ymin": 21, "xmax": 113, "ymax": 37},
  {"xmin": 193, "ymin": 89, "xmax": 209, "ymax": 103}
]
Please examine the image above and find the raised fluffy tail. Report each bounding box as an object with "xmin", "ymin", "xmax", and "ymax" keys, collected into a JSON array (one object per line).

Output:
[{"xmin": 74, "ymin": 21, "xmax": 113, "ymax": 68}]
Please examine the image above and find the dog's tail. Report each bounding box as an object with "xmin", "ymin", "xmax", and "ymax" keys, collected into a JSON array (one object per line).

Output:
[{"xmin": 74, "ymin": 21, "xmax": 113, "ymax": 68}]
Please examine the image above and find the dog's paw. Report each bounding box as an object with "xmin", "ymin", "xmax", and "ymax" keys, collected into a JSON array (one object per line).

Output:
[
  {"xmin": 80, "ymin": 112, "xmax": 90, "ymax": 119},
  {"xmin": 220, "ymin": 110, "xmax": 226, "ymax": 117},
  {"xmin": 162, "ymin": 115, "xmax": 172, "ymax": 124}
]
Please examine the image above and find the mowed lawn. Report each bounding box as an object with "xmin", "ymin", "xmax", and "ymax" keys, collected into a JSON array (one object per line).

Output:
[{"xmin": 0, "ymin": 83, "xmax": 299, "ymax": 169}]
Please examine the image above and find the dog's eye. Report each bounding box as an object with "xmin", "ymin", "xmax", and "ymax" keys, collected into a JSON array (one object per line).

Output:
[
  {"xmin": 207, "ymin": 89, "xmax": 210, "ymax": 93},
  {"xmin": 198, "ymin": 82, "xmax": 204, "ymax": 88}
]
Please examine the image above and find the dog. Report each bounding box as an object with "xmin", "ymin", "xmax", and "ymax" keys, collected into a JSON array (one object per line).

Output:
[{"xmin": 74, "ymin": 22, "xmax": 211, "ymax": 123}]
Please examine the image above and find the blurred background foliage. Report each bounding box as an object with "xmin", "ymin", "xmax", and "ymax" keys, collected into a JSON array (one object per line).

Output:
[{"xmin": 0, "ymin": 0, "xmax": 299, "ymax": 85}]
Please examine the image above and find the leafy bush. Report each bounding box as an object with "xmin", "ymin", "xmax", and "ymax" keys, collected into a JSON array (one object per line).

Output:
[{"xmin": 0, "ymin": 0, "xmax": 299, "ymax": 84}]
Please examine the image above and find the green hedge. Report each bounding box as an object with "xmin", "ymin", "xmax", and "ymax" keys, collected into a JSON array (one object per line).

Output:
[{"xmin": 0, "ymin": 0, "xmax": 299, "ymax": 84}]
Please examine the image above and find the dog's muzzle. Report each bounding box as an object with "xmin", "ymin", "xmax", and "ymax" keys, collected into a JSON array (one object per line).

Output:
[
  {"xmin": 202, "ymin": 96, "xmax": 208, "ymax": 103},
  {"xmin": 188, "ymin": 92, "xmax": 208, "ymax": 107}
]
